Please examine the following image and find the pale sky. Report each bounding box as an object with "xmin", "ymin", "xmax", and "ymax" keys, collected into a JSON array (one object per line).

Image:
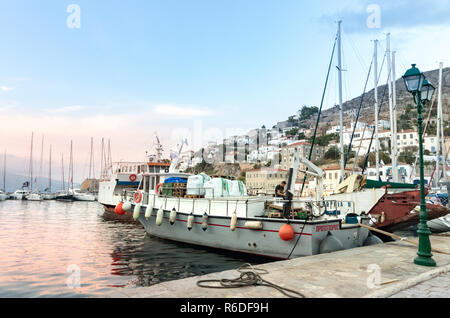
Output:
[{"xmin": 0, "ymin": 0, "xmax": 449, "ymax": 182}]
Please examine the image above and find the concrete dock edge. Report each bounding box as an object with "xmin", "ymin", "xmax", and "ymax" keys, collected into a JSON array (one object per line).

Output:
[{"xmin": 364, "ymin": 263, "xmax": 450, "ymax": 298}]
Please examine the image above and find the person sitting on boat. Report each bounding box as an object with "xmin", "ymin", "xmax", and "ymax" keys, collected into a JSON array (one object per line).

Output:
[{"xmin": 275, "ymin": 181, "xmax": 286, "ymax": 198}]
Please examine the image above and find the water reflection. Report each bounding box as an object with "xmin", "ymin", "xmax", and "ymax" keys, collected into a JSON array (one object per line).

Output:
[{"xmin": 0, "ymin": 200, "xmax": 271, "ymax": 297}]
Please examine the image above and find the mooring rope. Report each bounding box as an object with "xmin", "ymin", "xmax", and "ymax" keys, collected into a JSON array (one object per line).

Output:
[{"xmin": 196, "ymin": 263, "xmax": 305, "ymax": 298}]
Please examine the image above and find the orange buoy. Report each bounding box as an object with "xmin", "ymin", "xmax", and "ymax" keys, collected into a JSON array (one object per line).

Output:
[
  {"xmin": 279, "ymin": 224, "xmax": 294, "ymax": 241},
  {"xmin": 115, "ymin": 202, "xmax": 126, "ymax": 215}
]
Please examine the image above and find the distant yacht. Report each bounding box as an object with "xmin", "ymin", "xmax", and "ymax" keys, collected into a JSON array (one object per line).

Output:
[
  {"xmin": 27, "ymin": 192, "xmax": 43, "ymax": 201},
  {"xmin": 0, "ymin": 190, "xmax": 7, "ymax": 201},
  {"xmin": 12, "ymin": 189, "xmax": 30, "ymax": 200},
  {"xmin": 55, "ymin": 141, "xmax": 74, "ymax": 202},
  {"xmin": 55, "ymin": 189, "xmax": 74, "ymax": 201},
  {"xmin": 73, "ymin": 189, "xmax": 96, "ymax": 201}
]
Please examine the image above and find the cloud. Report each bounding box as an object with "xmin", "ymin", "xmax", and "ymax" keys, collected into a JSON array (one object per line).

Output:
[
  {"xmin": 44, "ymin": 105, "xmax": 86, "ymax": 113},
  {"xmin": 0, "ymin": 105, "xmax": 14, "ymax": 111},
  {"xmin": 1, "ymin": 86, "xmax": 14, "ymax": 92},
  {"xmin": 153, "ymin": 104, "xmax": 214, "ymax": 117},
  {"xmin": 320, "ymin": 0, "xmax": 450, "ymax": 34}
]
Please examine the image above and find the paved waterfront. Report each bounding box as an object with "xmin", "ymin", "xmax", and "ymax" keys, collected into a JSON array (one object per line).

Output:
[
  {"xmin": 390, "ymin": 272, "xmax": 450, "ymax": 298},
  {"xmin": 111, "ymin": 235, "xmax": 450, "ymax": 298}
]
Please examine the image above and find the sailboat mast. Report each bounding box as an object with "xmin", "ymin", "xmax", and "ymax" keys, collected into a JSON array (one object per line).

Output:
[
  {"xmin": 100, "ymin": 138, "xmax": 104, "ymax": 179},
  {"xmin": 29, "ymin": 132, "xmax": 34, "ymax": 191},
  {"xmin": 337, "ymin": 20, "xmax": 345, "ymax": 180},
  {"xmin": 89, "ymin": 137, "xmax": 93, "ymax": 180},
  {"xmin": 49, "ymin": 145, "xmax": 52, "ymax": 192},
  {"xmin": 38, "ymin": 135, "xmax": 44, "ymax": 190},
  {"xmin": 61, "ymin": 153, "xmax": 65, "ymax": 191},
  {"xmin": 374, "ymin": 39, "xmax": 380, "ymax": 180},
  {"xmin": 437, "ymin": 62, "xmax": 447, "ymax": 185},
  {"xmin": 391, "ymin": 50, "xmax": 399, "ymax": 182},
  {"xmin": 107, "ymin": 139, "xmax": 112, "ymax": 175},
  {"xmin": 3, "ymin": 150, "xmax": 5, "ymax": 192},
  {"xmin": 70, "ymin": 140, "xmax": 73, "ymax": 191}
]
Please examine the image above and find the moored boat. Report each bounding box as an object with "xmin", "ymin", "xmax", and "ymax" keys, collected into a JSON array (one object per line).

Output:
[
  {"xmin": 98, "ymin": 161, "xmax": 170, "ymax": 219},
  {"xmin": 122, "ymin": 168, "xmax": 382, "ymax": 259},
  {"xmin": 73, "ymin": 189, "xmax": 96, "ymax": 201}
]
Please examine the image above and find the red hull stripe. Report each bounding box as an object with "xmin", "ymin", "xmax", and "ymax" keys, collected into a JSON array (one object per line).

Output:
[{"xmin": 161, "ymin": 216, "xmax": 312, "ymax": 236}]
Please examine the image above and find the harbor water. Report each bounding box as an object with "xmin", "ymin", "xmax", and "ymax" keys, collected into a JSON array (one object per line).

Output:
[{"xmin": 0, "ymin": 200, "xmax": 270, "ymax": 297}]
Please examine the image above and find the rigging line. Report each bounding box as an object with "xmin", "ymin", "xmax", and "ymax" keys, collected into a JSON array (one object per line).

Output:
[
  {"xmin": 342, "ymin": 29, "xmax": 368, "ymax": 71},
  {"xmin": 352, "ymin": 43, "xmax": 385, "ymax": 172},
  {"xmin": 409, "ymin": 94, "xmax": 438, "ymax": 180},
  {"xmin": 362, "ymin": 70, "xmax": 391, "ymax": 173},
  {"xmin": 299, "ymin": 35, "xmax": 337, "ymax": 197},
  {"xmin": 344, "ymin": 57, "xmax": 374, "ymax": 169}
]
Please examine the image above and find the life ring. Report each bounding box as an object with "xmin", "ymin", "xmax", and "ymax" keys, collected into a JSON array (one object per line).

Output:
[
  {"xmin": 134, "ymin": 190, "xmax": 143, "ymax": 203},
  {"xmin": 155, "ymin": 183, "xmax": 163, "ymax": 195},
  {"xmin": 129, "ymin": 174, "xmax": 137, "ymax": 183}
]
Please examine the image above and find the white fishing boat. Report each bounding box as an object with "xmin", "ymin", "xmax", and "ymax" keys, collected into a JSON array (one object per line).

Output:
[
  {"xmin": 0, "ymin": 190, "xmax": 7, "ymax": 201},
  {"xmin": 117, "ymin": 146, "xmax": 384, "ymax": 259},
  {"xmin": 98, "ymin": 161, "xmax": 169, "ymax": 213},
  {"xmin": 98, "ymin": 135, "xmax": 170, "ymax": 215}
]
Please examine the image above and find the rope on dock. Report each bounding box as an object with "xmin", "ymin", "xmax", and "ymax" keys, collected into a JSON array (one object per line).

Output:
[{"xmin": 196, "ymin": 263, "xmax": 305, "ymax": 298}]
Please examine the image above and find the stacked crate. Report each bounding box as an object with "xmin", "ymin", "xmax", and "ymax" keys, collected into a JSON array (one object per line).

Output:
[{"xmin": 172, "ymin": 183, "xmax": 187, "ymax": 198}]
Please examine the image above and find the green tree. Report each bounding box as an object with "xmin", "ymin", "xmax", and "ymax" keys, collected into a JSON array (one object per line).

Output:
[
  {"xmin": 299, "ymin": 106, "xmax": 319, "ymax": 121},
  {"xmin": 324, "ymin": 146, "xmax": 340, "ymax": 160}
]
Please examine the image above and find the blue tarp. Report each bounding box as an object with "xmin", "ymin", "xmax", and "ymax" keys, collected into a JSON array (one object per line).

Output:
[{"xmin": 164, "ymin": 177, "xmax": 187, "ymax": 184}]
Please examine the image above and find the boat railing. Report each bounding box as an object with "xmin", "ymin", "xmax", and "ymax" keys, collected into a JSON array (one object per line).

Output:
[{"xmin": 121, "ymin": 187, "xmax": 356, "ymax": 218}]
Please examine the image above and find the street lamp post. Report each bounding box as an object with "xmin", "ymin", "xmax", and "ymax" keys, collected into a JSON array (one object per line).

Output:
[{"xmin": 402, "ymin": 64, "xmax": 436, "ymax": 267}]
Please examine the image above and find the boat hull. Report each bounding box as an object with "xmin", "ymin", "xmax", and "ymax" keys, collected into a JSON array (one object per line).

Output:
[
  {"xmin": 427, "ymin": 214, "xmax": 450, "ymax": 233},
  {"xmin": 136, "ymin": 207, "xmax": 371, "ymax": 259},
  {"xmin": 55, "ymin": 194, "xmax": 74, "ymax": 202},
  {"xmin": 74, "ymin": 194, "xmax": 96, "ymax": 201}
]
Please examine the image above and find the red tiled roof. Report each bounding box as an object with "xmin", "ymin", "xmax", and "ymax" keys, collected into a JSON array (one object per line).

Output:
[{"xmin": 288, "ymin": 141, "xmax": 312, "ymax": 148}]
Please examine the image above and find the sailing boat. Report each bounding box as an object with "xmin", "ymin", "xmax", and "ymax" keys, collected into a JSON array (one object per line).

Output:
[
  {"xmin": 426, "ymin": 62, "xmax": 450, "ymax": 233},
  {"xmin": 332, "ymin": 34, "xmax": 449, "ymax": 231},
  {"xmin": 27, "ymin": 134, "xmax": 43, "ymax": 201},
  {"xmin": 55, "ymin": 141, "xmax": 74, "ymax": 201},
  {"xmin": 74, "ymin": 137, "xmax": 96, "ymax": 201},
  {"xmin": 42, "ymin": 145, "xmax": 56, "ymax": 200}
]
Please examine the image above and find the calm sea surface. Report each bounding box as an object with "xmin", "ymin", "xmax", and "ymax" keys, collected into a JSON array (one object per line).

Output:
[{"xmin": 0, "ymin": 200, "xmax": 271, "ymax": 297}]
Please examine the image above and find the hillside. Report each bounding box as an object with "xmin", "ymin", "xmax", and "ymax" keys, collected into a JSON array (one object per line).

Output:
[{"xmin": 320, "ymin": 67, "xmax": 450, "ymax": 131}]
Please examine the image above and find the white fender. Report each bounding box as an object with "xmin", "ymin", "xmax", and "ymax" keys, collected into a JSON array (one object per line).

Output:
[
  {"xmin": 187, "ymin": 213, "xmax": 194, "ymax": 231},
  {"xmin": 133, "ymin": 203, "xmax": 141, "ymax": 220},
  {"xmin": 244, "ymin": 221, "xmax": 263, "ymax": 230},
  {"xmin": 230, "ymin": 212, "xmax": 237, "ymax": 231},
  {"xmin": 170, "ymin": 208, "xmax": 177, "ymax": 225},
  {"xmin": 145, "ymin": 203, "xmax": 153, "ymax": 219},
  {"xmin": 123, "ymin": 201, "xmax": 132, "ymax": 212},
  {"xmin": 156, "ymin": 207, "xmax": 164, "ymax": 226},
  {"xmin": 201, "ymin": 212, "xmax": 208, "ymax": 231}
]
